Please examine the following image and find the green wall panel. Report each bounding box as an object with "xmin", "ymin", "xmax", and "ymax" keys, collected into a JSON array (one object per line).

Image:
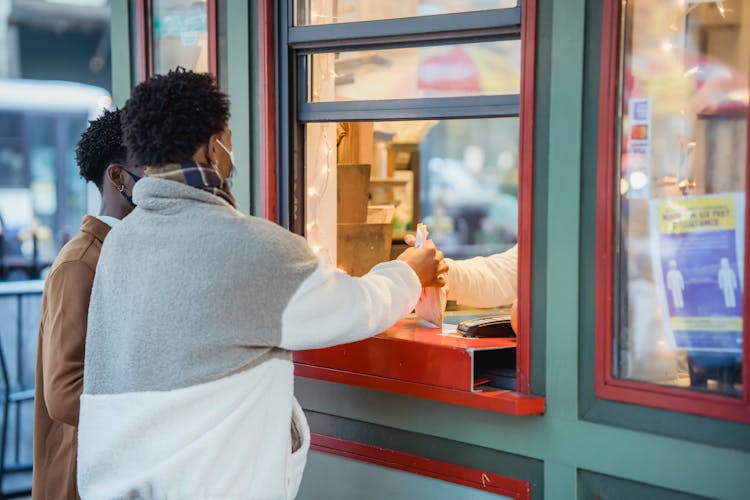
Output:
[
  {"xmin": 299, "ymin": 452, "xmax": 514, "ymax": 500},
  {"xmin": 304, "ymin": 410, "xmax": 544, "ymax": 499},
  {"xmin": 529, "ymin": 0, "xmax": 553, "ymax": 396},
  {"xmin": 541, "ymin": 0, "xmax": 584, "ymax": 422},
  {"xmin": 578, "ymin": 470, "xmax": 712, "ymax": 500},
  {"xmin": 296, "ymin": 377, "xmax": 750, "ymax": 499}
]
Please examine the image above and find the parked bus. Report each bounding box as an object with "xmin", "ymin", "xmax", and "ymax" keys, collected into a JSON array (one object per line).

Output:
[{"xmin": 0, "ymin": 79, "xmax": 110, "ymax": 280}]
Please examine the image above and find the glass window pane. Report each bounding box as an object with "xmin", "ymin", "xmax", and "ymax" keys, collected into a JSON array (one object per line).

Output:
[
  {"xmin": 22, "ymin": 114, "xmax": 90, "ymax": 264},
  {"xmin": 304, "ymin": 118, "xmax": 517, "ymax": 312},
  {"xmin": 614, "ymin": 0, "xmax": 748, "ymax": 396},
  {"xmin": 61, "ymin": 115, "xmax": 90, "ymax": 240},
  {"xmin": 0, "ymin": 112, "xmax": 25, "ymax": 188},
  {"xmin": 308, "ymin": 41, "xmax": 521, "ymax": 102},
  {"xmin": 26, "ymin": 115, "xmax": 58, "ymax": 250},
  {"xmin": 152, "ymin": 0, "xmax": 209, "ymax": 74},
  {"xmin": 295, "ymin": 0, "xmax": 517, "ymax": 26}
]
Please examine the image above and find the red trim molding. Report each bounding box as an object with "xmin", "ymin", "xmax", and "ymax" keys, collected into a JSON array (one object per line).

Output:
[
  {"xmin": 594, "ymin": 0, "xmax": 750, "ymax": 424},
  {"xmin": 310, "ymin": 434, "xmax": 532, "ymax": 499},
  {"xmin": 744, "ymin": 57, "xmax": 750, "ymax": 422},
  {"xmin": 295, "ymin": 364, "xmax": 544, "ymax": 415},
  {"xmin": 516, "ymin": 0, "xmax": 538, "ymax": 394},
  {"xmin": 207, "ymin": 0, "xmax": 217, "ymax": 78},
  {"xmin": 594, "ymin": 0, "xmax": 620, "ymax": 406},
  {"xmin": 258, "ymin": 0, "xmax": 277, "ymax": 220},
  {"xmin": 135, "ymin": 0, "xmax": 149, "ymax": 82}
]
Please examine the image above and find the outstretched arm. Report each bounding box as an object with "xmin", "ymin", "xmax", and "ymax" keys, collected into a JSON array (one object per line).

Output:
[
  {"xmin": 279, "ymin": 260, "xmax": 422, "ymax": 350},
  {"xmin": 445, "ymin": 244, "xmax": 518, "ymax": 308}
]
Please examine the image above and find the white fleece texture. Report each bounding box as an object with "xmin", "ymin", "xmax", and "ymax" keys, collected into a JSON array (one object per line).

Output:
[
  {"xmin": 280, "ymin": 259, "xmax": 422, "ymax": 350},
  {"xmin": 78, "ymin": 357, "xmax": 307, "ymax": 500}
]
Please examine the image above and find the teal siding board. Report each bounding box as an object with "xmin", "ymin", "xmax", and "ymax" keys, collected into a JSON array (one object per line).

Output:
[
  {"xmin": 300, "ymin": 451, "xmax": 514, "ymax": 500},
  {"xmin": 578, "ymin": 470, "xmax": 713, "ymax": 500},
  {"xmin": 530, "ymin": 0, "xmax": 554, "ymax": 396},
  {"xmin": 305, "ymin": 410, "xmax": 544, "ymax": 499}
]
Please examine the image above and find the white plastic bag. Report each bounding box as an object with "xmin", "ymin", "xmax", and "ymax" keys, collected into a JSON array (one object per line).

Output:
[{"xmin": 414, "ymin": 223, "xmax": 447, "ymax": 328}]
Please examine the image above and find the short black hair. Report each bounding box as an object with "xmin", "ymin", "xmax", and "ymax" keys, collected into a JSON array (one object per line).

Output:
[
  {"xmin": 76, "ymin": 108, "xmax": 127, "ymax": 190},
  {"xmin": 121, "ymin": 68, "xmax": 230, "ymax": 166}
]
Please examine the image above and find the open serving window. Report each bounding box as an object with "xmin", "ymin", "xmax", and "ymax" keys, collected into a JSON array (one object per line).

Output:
[{"xmin": 262, "ymin": 0, "xmax": 543, "ymax": 414}]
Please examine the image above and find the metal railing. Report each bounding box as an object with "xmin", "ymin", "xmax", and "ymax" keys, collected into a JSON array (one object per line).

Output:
[{"xmin": 0, "ymin": 280, "xmax": 44, "ymax": 497}]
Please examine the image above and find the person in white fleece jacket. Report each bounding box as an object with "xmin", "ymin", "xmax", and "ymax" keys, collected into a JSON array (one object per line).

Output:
[{"xmin": 77, "ymin": 69, "xmax": 446, "ymax": 500}]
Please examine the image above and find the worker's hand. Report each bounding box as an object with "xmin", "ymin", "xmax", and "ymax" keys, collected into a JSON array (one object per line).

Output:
[
  {"xmin": 397, "ymin": 239, "xmax": 448, "ymax": 288},
  {"xmin": 404, "ymin": 233, "xmax": 417, "ymax": 247}
]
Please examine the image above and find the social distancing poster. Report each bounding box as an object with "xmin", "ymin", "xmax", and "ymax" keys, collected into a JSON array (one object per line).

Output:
[{"xmin": 650, "ymin": 194, "xmax": 745, "ymax": 353}]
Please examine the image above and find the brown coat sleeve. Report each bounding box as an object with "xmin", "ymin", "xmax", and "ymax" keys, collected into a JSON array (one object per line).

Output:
[{"xmin": 41, "ymin": 260, "xmax": 94, "ymax": 427}]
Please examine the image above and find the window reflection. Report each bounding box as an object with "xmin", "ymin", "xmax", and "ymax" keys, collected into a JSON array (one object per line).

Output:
[
  {"xmin": 152, "ymin": 0, "xmax": 209, "ymax": 74},
  {"xmin": 309, "ymin": 41, "xmax": 521, "ymax": 102},
  {"xmin": 295, "ymin": 0, "xmax": 518, "ymax": 26},
  {"xmin": 0, "ymin": 110, "xmax": 92, "ymax": 279}
]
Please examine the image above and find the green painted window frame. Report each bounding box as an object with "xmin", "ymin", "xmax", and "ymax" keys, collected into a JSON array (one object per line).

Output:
[{"xmin": 578, "ymin": 0, "xmax": 750, "ymax": 452}]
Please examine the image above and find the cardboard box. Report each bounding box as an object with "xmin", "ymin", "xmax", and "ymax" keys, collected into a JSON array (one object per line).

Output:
[
  {"xmin": 337, "ymin": 163, "xmax": 371, "ymax": 223},
  {"xmin": 337, "ymin": 206, "xmax": 394, "ymax": 276}
]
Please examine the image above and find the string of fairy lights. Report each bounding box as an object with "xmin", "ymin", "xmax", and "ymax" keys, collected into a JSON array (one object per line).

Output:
[
  {"xmin": 306, "ymin": 130, "xmax": 333, "ymax": 262},
  {"xmin": 305, "ymin": 58, "xmax": 338, "ymax": 263}
]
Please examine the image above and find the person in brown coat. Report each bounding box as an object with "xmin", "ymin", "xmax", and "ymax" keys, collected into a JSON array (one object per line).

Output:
[{"xmin": 32, "ymin": 109, "xmax": 144, "ymax": 499}]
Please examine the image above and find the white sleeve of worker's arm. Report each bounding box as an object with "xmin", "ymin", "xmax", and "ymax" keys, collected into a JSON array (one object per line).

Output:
[
  {"xmin": 280, "ymin": 259, "xmax": 422, "ymax": 350},
  {"xmin": 445, "ymin": 244, "xmax": 518, "ymax": 308}
]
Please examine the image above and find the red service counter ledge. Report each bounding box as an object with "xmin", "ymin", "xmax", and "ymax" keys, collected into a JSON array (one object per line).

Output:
[{"xmin": 294, "ymin": 318, "xmax": 545, "ymax": 415}]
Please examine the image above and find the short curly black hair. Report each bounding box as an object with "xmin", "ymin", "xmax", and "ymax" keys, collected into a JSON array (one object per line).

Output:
[
  {"xmin": 76, "ymin": 108, "xmax": 127, "ymax": 190},
  {"xmin": 121, "ymin": 68, "xmax": 230, "ymax": 166}
]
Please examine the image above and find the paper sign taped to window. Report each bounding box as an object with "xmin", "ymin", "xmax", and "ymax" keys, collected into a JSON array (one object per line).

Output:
[{"xmin": 649, "ymin": 194, "xmax": 745, "ymax": 352}]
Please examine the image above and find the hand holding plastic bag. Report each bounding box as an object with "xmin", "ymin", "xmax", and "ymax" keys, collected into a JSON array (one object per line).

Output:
[{"xmin": 413, "ymin": 224, "xmax": 448, "ymax": 328}]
